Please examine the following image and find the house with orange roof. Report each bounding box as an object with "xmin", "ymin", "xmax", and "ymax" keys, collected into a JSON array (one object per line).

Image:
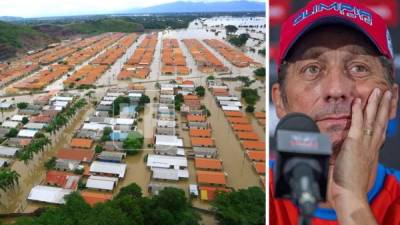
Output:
[
  {"xmin": 224, "ymin": 111, "xmax": 245, "ymax": 117},
  {"xmin": 231, "ymin": 124, "xmax": 253, "ymax": 132},
  {"xmin": 199, "ymin": 186, "xmax": 231, "ymax": 201},
  {"xmin": 246, "ymin": 150, "xmax": 265, "ymax": 162},
  {"xmin": 191, "ymin": 137, "xmax": 214, "ymax": 147},
  {"xmin": 195, "ymin": 158, "xmax": 222, "ymax": 171},
  {"xmin": 227, "ymin": 117, "xmax": 249, "ymax": 124},
  {"xmin": 80, "ymin": 191, "xmax": 113, "ymax": 206},
  {"xmin": 254, "ymin": 162, "xmax": 265, "ymax": 175},
  {"xmin": 70, "ymin": 138, "xmax": 93, "ymax": 149},
  {"xmin": 45, "ymin": 170, "xmax": 81, "ymax": 190},
  {"xmin": 235, "ymin": 131, "xmax": 259, "ymax": 141},
  {"xmin": 196, "ymin": 171, "xmax": 227, "ymax": 186},
  {"xmin": 57, "ymin": 148, "xmax": 95, "ymax": 163},
  {"xmin": 241, "ymin": 141, "xmax": 266, "ymax": 151},
  {"xmin": 187, "ymin": 114, "xmax": 206, "ymax": 122},
  {"xmin": 189, "ymin": 128, "xmax": 212, "ymax": 138}
]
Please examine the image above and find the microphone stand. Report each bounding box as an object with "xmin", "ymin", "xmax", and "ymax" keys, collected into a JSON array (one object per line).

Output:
[{"xmin": 290, "ymin": 163, "xmax": 319, "ymax": 225}]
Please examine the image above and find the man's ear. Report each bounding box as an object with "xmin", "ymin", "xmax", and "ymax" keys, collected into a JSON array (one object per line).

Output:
[
  {"xmin": 389, "ymin": 83, "xmax": 399, "ymax": 119},
  {"xmin": 272, "ymin": 83, "xmax": 288, "ymax": 119}
]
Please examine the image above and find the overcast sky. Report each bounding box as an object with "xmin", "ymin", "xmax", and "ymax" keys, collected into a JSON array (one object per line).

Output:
[{"xmin": 0, "ymin": 0, "xmax": 264, "ymax": 18}]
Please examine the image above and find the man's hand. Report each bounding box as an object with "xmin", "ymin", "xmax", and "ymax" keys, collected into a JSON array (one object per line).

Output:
[{"xmin": 330, "ymin": 88, "xmax": 392, "ymax": 225}]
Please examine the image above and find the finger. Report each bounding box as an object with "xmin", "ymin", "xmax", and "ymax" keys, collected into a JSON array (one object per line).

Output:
[
  {"xmin": 348, "ymin": 98, "xmax": 363, "ymax": 139},
  {"xmin": 371, "ymin": 90, "xmax": 392, "ymax": 147},
  {"xmin": 364, "ymin": 88, "xmax": 381, "ymax": 131}
]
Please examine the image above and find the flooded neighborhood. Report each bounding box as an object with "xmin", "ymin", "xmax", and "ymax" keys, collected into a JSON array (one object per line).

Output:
[{"xmin": 0, "ymin": 2, "xmax": 266, "ymax": 224}]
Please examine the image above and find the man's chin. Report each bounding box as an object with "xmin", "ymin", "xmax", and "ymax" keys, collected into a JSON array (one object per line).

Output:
[{"xmin": 325, "ymin": 129, "xmax": 349, "ymax": 164}]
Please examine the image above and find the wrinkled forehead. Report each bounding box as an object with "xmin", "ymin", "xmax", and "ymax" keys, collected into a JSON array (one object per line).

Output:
[{"xmin": 285, "ymin": 25, "xmax": 381, "ymax": 63}]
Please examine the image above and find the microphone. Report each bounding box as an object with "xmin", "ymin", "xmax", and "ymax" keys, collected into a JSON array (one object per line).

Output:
[{"xmin": 273, "ymin": 113, "xmax": 332, "ymax": 223}]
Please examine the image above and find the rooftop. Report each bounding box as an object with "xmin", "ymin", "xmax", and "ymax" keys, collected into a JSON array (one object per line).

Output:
[
  {"xmin": 194, "ymin": 158, "xmax": 222, "ymax": 170},
  {"xmin": 196, "ymin": 170, "xmax": 227, "ymax": 185}
]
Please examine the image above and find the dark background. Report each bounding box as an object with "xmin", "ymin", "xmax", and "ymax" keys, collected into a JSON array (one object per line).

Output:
[{"xmin": 269, "ymin": 0, "xmax": 400, "ymax": 169}]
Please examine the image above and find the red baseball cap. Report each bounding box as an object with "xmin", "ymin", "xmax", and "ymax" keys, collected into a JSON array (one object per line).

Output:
[{"xmin": 278, "ymin": 0, "xmax": 394, "ymax": 73}]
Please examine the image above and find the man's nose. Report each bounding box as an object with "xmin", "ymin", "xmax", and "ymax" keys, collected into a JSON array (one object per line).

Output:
[{"xmin": 322, "ymin": 68, "xmax": 354, "ymax": 103}]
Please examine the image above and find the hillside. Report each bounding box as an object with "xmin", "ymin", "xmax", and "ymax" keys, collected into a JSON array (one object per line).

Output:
[
  {"xmin": 65, "ymin": 19, "xmax": 144, "ymax": 34},
  {"xmin": 0, "ymin": 21, "xmax": 58, "ymax": 60}
]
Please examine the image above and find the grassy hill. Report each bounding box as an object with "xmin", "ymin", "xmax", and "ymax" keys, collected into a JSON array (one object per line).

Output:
[
  {"xmin": 66, "ymin": 18, "xmax": 144, "ymax": 34},
  {"xmin": 0, "ymin": 21, "xmax": 56, "ymax": 49}
]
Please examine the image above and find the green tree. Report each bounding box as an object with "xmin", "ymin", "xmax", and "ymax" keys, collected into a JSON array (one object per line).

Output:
[
  {"xmin": 241, "ymin": 88, "xmax": 260, "ymax": 105},
  {"xmin": 253, "ymin": 67, "xmax": 265, "ymax": 77},
  {"xmin": 116, "ymin": 183, "xmax": 142, "ymax": 199},
  {"xmin": 21, "ymin": 117, "xmax": 29, "ymax": 125},
  {"xmin": 16, "ymin": 102, "xmax": 28, "ymax": 110},
  {"xmin": 195, "ymin": 86, "xmax": 205, "ymax": 97},
  {"xmin": 245, "ymin": 105, "xmax": 255, "ymax": 113},
  {"xmin": 206, "ymin": 75, "xmax": 215, "ymax": 80},
  {"xmin": 211, "ymin": 187, "xmax": 265, "ymax": 225},
  {"xmin": 5, "ymin": 128, "xmax": 18, "ymax": 138},
  {"xmin": 225, "ymin": 25, "xmax": 238, "ymax": 34},
  {"xmin": 95, "ymin": 145, "xmax": 104, "ymax": 154},
  {"xmin": 123, "ymin": 132, "xmax": 143, "ymax": 155},
  {"xmin": 44, "ymin": 157, "xmax": 56, "ymax": 170},
  {"xmin": 110, "ymin": 96, "xmax": 130, "ymax": 116},
  {"xmin": 0, "ymin": 169, "xmax": 20, "ymax": 192}
]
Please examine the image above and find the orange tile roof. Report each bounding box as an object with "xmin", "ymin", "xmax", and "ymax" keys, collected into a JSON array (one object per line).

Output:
[
  {"xmin": 199, "ymin": 186, "xmax": 231, "ymax": 201},
  {"xmin": 184, "ymin": 95, "xmax": 199, "ymax": 100},
  {"xmin": 57, "ymin": 148, "xmax": 95, "ymax": 162},
  {"xmin": 235, "ymin": 131, "xmax": 259, "ymax": 141},
  {"xmin": 227, "ymin": 117, "xmax": 249, "ymax": 124},
  {"xmin": 45, "ymin": 170, "xmax": 80, "ymax": 190},
  {"xmin": 224, "ymin": 111, "xmax": 245, "ymax": 117},
  {"xmin": 231, "ymin": 124, "xmax": 253, "ymax": 132},
  {"xmin": 189, "ymin": 128, "xmax": 212, "ymax": 137},
  {"xmin": 254, "ymin": 162, "xmax": 266, "ymax": 174},
  {"xmin": 197, "ymin": 171, "xmax": 227, "ymax": 185},
  {"xmin": 70, "ymin": 138, "xmax": 93, "ymax": 149},
  {"xmin": 20, "ymin": 138, "xmax": 32, "ymax": 147},
  {"xmin": 195, "ymin": 158, "xmax": 222, "ymax": 170},
  {"xmin": 187, "ymin": 114, "xmax": 206, "ymax": 122},
  {"xmin": 81, "ymin": 191, "xmax": 112, "ymax": 206},
  {"xmin": 191, "ymin": 137, "xmax": 214, "ymax": 147},
  {"xmin": 242, "ymin": 141, "xmax": 265, "ymax": 151},
  {"xmin": 246, "ymin": 150, "xmax": 265, "ymax": 162}
]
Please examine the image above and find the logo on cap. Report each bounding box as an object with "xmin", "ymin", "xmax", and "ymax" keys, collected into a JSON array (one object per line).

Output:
[{"xmin": 293, "ymin": 2, "xmax": 373, "ymax": 26}]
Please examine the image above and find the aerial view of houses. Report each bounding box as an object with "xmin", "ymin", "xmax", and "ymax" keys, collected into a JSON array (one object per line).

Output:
[{"xmin": 0, "ymin": 1, "xmax": 266, "ymax": 224}]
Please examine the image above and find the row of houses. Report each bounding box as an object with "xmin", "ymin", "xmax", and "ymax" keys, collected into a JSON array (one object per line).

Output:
[
  {"xmin": 1, "ymin": 34, "xmax": 110, "ymax": 88},
  {"xmin": 27, "ymin": 88, "xmax": 145, "ymax": 205},
  {"xmin": 118, "ymin": 34, "xmax": 158, "ymax": 80},
  {"xmin": 0, "ymin": 94, "xmax": 78, "ymax": 164},
  {"xmin": 186, "ymin": 95, "xmax": 231, "ymax": 201},
  {"xmin": 147, "ymin": 83, "xmax": 187, "ymax": 185},
  {"xmin": 208, "ymin": 80, "xmax": 266, "ymax": 188},
  {"xmin": 161, "ymin": 38, "xmax": 191, "ymax": 75},
  {"xmin": 63, "ymin": 33, "xmax": 133, "ymax": 87}
]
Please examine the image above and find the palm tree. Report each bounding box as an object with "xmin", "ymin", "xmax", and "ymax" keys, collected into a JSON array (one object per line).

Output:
[{"xmin": 0, "ymin": 169, "xmax": 20, "ymax": 192}]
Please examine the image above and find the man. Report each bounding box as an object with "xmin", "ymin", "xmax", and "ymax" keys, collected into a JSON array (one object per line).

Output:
[{"xmin": 270, "ymin": 0, "xmax": 400, "ymax": 224}]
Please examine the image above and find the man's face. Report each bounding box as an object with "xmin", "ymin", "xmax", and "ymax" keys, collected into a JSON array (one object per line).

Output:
[{"xmin": 272, "ymin": 25, "xmax": 398, "ymax": 154}]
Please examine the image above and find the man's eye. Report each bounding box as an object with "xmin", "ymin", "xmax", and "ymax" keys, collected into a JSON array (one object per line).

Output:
[
  {"xmin": 303, "ymin": 65, "xmax": 321, "ymax": 77},
  {"xmin": 349, "ymin": 65, "xmax": 369, "ymax": 76}
]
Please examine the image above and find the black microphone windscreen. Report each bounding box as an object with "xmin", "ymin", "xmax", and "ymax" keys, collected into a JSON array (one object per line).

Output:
[{"xmin": 275, "ymin": 112, "xmax": 320, "ymax": 134}]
